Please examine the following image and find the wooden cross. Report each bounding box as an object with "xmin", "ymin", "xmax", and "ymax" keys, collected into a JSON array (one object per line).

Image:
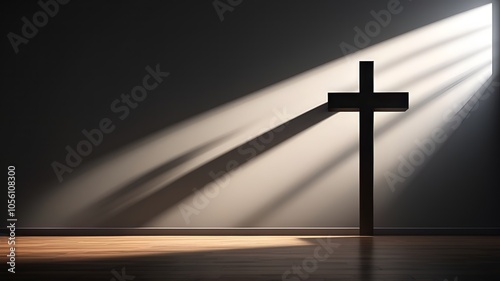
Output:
[{"xmin": 328, "ymin": 61, "xmax": 409, "ymax": 235}]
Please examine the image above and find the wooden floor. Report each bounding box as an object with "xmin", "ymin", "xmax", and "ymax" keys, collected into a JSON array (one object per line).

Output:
[{"xmin": 2, "ymin": 236, "xmax": 500, "ymax": 280}]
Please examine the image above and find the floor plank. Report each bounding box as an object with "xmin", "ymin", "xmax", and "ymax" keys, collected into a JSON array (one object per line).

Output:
[{"xmin": 1, "ymin": 236, "xmax": 500, "ymax": 280}]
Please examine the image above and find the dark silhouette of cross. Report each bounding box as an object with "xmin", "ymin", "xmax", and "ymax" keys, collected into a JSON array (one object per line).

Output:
[{"xmin": 328, "ymin": 61, "xmax": 409, "ymax": 235}]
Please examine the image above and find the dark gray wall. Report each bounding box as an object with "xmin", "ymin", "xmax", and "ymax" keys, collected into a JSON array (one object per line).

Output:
[{"xmin": 2, "ymin": 0, "xmax": 498, "ymax": 230}]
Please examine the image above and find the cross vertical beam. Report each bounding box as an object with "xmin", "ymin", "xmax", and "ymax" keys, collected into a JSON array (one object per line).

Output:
[
  {"xmin": 360, "ymin": 61, "xmax": 374, "ymax": 94},
  {"xmin": 360, "ymin": 62, "xmax": 374, "ymax": 236},
  {"xmin": 360, "ymin": 108, "xmax": 374, "ymax": 235}
]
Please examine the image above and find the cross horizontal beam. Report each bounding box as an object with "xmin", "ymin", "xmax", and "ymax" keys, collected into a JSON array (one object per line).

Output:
[{"xmin": 328, "ymin": 92, "xmax": 409, "ymax": 112}]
